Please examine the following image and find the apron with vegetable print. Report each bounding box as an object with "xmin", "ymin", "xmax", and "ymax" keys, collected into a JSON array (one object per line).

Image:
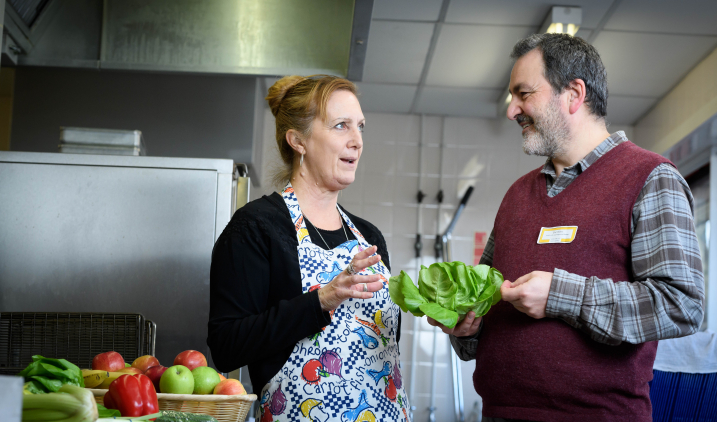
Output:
[{"xmin": 258, "ymin": 184, "xmax": 410, "ymax": 422}]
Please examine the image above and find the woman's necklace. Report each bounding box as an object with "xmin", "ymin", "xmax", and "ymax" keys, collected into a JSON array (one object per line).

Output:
[{"xmin": 305, "ymin": 208, "xmax": 349, "ymax": 249}]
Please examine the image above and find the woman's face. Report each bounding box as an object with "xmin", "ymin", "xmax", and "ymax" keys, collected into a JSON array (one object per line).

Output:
[{"xmin": 303, "ymin": 90, "xmax": 364, "ymax": 191}]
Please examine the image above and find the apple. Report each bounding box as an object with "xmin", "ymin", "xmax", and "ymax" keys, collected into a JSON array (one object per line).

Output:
[
  {"xmin": 218, "ymin": 373, "xmax": 227, "ymax": 381},
  {"xmin": 160, "ymin": 365, "xmax": 194, "ymax": 394},
  {"xmin": 213, "ymin": 379, "xmax": 246, "ymax": 395},
  {"xmin": 145, "ymin": 365, "xmax": 168, "ymax": 392},
  {"xmin": 132, "ymin": 355, "xmax": 160, "ymax": 373},
  {"xmin": 92, "ymin": 351, "xmax": 125, "ymax": 372},
  {"xmin": 191, "ymin": 366, "xmax": 221, "ymax": 395},
  {"xmin": 118, "ymin": 367, "xmax": 143, "ymax": 375},
  {"xmin": 173, "ymin": 350, "xmax": 207, "ymax": 371}
]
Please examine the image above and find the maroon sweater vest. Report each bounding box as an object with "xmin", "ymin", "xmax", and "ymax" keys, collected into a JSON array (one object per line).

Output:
[{"xmin": 475, "ymin": 142, "xmax": 671, "ymax": 422}]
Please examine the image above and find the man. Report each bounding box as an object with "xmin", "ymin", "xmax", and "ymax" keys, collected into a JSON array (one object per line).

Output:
[{"xmin": 428, "ymin": 33, "xmax": 704, "ymax": 422}]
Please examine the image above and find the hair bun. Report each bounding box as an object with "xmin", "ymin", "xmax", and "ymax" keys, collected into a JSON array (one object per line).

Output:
[{"xmin": 266, "ymin": 75, "xmax": 304, "ymax": 117}]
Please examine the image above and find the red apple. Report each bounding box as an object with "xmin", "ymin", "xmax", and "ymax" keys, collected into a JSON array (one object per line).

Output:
[
  {"xmin": 145, "ymin": 365, "xmax": 168, "ymax": 392},
  {"xmin": 132, "ymin": 355, "xmax": 160, "ymax": 373},
  {"xmin": 118, "ymin": 367, "xmax": 143, "ymax": 375},
  {"xmin": 213, "ymin": 379, "xmax": 246, "ymax": 395},
  {"xmin": 218, "ymin": 373, "xmax": 227, "ymax": 381},
  {"xmin": 92, "ymin": 351, "xmax": 125, "ymax": 372},
  {"xmin": 173, "ymin": 350, "xmax": 207, "ymax": 371}
]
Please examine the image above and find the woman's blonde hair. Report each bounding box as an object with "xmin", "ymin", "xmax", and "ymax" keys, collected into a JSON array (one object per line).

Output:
[{"xmin": 265, "ymin": 75, "xmax": 358, "ymax": 187}]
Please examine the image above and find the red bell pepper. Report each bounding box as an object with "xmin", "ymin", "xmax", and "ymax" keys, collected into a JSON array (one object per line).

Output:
[{"xmin": 103, "ymin": 374, "xmax": 159, "ymax": 417}]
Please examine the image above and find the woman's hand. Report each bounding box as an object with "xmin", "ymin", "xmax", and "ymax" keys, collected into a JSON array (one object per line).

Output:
[{"xmin": 317, "ymin": 245, "xmax": 384, "ymax": 311}]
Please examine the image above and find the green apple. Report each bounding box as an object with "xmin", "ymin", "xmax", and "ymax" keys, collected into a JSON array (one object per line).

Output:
[
  {"xmin": 160, "ymin": 365, "xmax": 194, "ymax": 394},
  {"xmin": 191, "ymin": 366, "xmax": 221, "ymax": 395}
]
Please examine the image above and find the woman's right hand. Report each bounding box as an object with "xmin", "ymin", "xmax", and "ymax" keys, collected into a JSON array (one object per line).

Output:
[{"xmin": 317, "ymin": 245, "xmax": 384, "ymax": 311}]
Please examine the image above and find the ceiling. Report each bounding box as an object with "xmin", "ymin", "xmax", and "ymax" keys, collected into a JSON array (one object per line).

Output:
[{"xmin": 354, "ymin": 0, "xmax": 717, "ymax": 125}]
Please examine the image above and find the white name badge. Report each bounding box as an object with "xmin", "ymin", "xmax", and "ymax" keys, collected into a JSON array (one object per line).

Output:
[{"xmin": 537, "ymin": 226, "xmax": 578, "ymax": 244}]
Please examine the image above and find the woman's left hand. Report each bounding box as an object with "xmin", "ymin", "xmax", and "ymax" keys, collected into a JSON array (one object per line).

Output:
[{"xmin": 317, "ymin": 245, "xmax": 384, "ymax": 311}]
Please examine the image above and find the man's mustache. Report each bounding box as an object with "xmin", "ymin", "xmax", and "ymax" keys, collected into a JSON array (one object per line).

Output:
[{"xmin": 516, "ymin": 115, "xmax": 534, "ymax": 125}]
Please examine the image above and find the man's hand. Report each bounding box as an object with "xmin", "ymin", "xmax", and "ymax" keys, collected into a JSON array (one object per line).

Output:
[
  {"xmin": 427, "ymin": 311, "xmax": 482, "ymax": 337},
  {"xmin": 500, "ymin": 271, "xmax": 553, "ymax": 319}
]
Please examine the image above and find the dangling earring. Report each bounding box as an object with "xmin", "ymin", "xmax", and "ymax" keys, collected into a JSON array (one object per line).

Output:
[{"xmin": 300, "ymin": 153, "xmax": 304, "ymax": 167}]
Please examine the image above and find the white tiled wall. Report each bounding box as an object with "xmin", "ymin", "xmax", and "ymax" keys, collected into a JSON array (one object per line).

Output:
[{"xmin": 251, "ymin": 108, "xmax": 633, "ymax": 421}]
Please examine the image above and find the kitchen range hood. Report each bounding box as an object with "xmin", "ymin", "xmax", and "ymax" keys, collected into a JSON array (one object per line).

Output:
[{"xmin": 2, "ymin": 0, "xmax": 373, "ymax": 80}]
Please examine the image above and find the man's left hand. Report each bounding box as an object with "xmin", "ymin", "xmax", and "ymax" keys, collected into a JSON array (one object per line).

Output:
[{"xmin": 500, "ymin": 271, "xmax": 553, "ymax": 319}]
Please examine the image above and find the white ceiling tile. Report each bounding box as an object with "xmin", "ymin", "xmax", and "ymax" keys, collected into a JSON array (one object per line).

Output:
[
  {"xmin": 574, "ymin": 28, "xmax": 592, "ymax": 41},
  {"xmin": 594, "ymin": 31, "xmax": 717, "ymax": 97},
  {"xmin": 415, "ymin": 87, "xmax": 501, "ymax": 117},
  {"xmin": 605, "ymin": 0, "xmax": 717, "ymax": 35},
  {"xmin": 606, "ymin": 96, "xmax": 658, "ymax": 125},
  {"xmin": 363, "ymin": 21, "xmax": 434, "ymax": 84},
  {"xmin": 426, "ymin": 24, "xmax": 534, "ymax": 88},
  {"xmin": 356, "ymin": 83, "xmax": 417, "ymax": 114},
  {"xmin": 372, "ymin": 0, "xmax": 443, "ymax": 21},
  {"xmin": 445, "ymin": 0, "xmax": 613, "ymax": 29}
]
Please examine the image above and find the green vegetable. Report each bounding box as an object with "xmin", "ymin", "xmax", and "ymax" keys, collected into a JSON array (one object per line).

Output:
[
  {"xmin": 97, "ymin": 403, "xmax": 121, "ymax": 418},
  {"xmin": 155, "ymin": 410, "xmax": 219, "ymax": 422},
  {"xmin": 389, "ymin": 262, "xmax": 503, "ymax": 329},
  {"xmin": 22, "ymin": 383, "xmax": 97, "ymax": 422},
  {"xmin": 18, "ymin": 355, "xmax": 84, "ymax": 393}
]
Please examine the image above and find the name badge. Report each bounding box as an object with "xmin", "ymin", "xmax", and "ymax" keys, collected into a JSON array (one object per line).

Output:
[{"xmin": 537, "ymin": 226, "xmax": 577, "ymax": 244}]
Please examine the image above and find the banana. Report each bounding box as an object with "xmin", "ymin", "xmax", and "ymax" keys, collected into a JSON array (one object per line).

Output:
[
  {"xmin": 81, "ymin": 370, "xmax": 109, "ymax": 388},
  {"xmin": 97, "ymin": 372, "xmax": 124, "ymax": 389}
]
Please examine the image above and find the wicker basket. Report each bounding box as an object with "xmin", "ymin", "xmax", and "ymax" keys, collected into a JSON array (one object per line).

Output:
[{"xmin": 91, "ymin": 389, "xmax": 257, "ymax": 422}]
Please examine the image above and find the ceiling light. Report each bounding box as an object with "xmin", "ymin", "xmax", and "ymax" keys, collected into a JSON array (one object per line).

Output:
[
  {"xmin": 496, "ymin": 6, "xmax": 582, "ymax": 117},
  {"xmin": 540, "ymin": 6, "xmax": 582, "ymax": 36}
]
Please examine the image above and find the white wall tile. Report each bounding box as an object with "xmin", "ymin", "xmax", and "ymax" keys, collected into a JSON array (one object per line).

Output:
[
  {"xmin": 361, "ymin": 141, "xmax": 396, "ymax": 175},
  {"xmin": 393, "ymin": 204, "xmax": 419, "ymax": 235},
  {"xmin": 363, "ymin": 204, "xmax": 393, "ymax": 236},
  {"xmin": 396, "ymin": 145, "xmax": 421, "ymax": 175},
  {"xmin": 394, "ymin": 175, "xmax": 421, "ymax": 205},
  {"xmin": 363, "ymin": 170, "xmax": 395, "ymax": 204}
]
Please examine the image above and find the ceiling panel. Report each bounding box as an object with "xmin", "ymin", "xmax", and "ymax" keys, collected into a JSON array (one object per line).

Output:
[
  {"xmin": 426, "ymin": 24, "xmax": 533, "ymax": 88},
  {"xmin": 594, "ymin": 31, "xmax": 717, "ymax": 97},
  {"xmin": 356, "ymin": 83, "xmax": 417, "ymax": 114},
  {"xmin": 415, "ymin": 87, "xmax": 501, "ymax": 117},
  {"xmin": 445, "ymin": 0, "xmax": 613, "ymax": 29},
  {"xmin": 363, "ymin": 21, "xmax": 434, "ymax": 84},
  {"xmin": 606, "ymin": 95, "xmax": 657, "ymax": 125},
  {"xmin": 605, "ymin": 0, "xmax": 717, "ymax": 35},
  {"xmin": 372, "ymin": 0, "xmax": 443, "ymax": 21}
]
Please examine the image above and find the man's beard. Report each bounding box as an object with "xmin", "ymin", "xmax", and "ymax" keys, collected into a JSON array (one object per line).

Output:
[{"xmin": 518, "ymin": 96, "xmax": 570, "ymax": 158}]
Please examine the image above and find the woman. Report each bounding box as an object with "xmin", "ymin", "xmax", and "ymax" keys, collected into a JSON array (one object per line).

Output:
[{"xmin": 208, "ymin": 75, "xmax": 410, "ymax": 422}]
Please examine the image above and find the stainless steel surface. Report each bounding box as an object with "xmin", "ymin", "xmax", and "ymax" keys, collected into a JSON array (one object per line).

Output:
[
  {"xmin": 60, "ymin": 127, "xmax": 142, "ymax": 146},
  {"xmin": 0, "ymin": 151, "xmax": 237, "ymax": 367},
  {"xmin": 101, "ymin": 0, "xmax": 354, "ymax": 76},
  {"xmin": 710, "ymin": 147, "xmax": 716, "ymax": 331},
  {"xmin": 58, "ymin": 143, "xmax": 143, "ymax": 156}
]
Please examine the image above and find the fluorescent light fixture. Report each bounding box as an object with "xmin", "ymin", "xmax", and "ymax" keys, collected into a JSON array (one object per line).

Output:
[
  {"xmin": 540, "ymin": 6, "xmax": 582, "ymax": 36},
  {"xmin": 496, "ymin": 6, "xmax": 582, "ymax": 117}
]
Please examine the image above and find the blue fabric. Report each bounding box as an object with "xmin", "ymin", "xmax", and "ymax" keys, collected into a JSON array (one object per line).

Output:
[{"xmin": 650, "ymin": 370, "xmax": 717, "ymax": 421}]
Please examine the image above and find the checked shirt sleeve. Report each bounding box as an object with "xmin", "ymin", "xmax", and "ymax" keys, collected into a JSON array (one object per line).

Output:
[
  {"xmin": 449, "ymin": 229, "xmax": 495, "ymax": 360},
  {"xmin": 546, "ymin": 164, "xmax": 705, "ymax": 345}
]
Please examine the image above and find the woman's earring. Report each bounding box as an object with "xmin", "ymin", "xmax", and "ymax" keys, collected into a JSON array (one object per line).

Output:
[{"xmin": 300, "ymin": 153, "xmax": 304, "ymax": 167}]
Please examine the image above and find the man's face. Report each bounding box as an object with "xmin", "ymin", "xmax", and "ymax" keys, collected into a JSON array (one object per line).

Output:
[{"xmin": 507, "ymin": 49, "xmax": 570, "ymax": 158}]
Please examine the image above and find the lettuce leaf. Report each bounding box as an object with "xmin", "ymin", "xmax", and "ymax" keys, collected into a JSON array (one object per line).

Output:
[{"xmin": 389, "ymin": 262, "xmax": 504, "ymax": 329}]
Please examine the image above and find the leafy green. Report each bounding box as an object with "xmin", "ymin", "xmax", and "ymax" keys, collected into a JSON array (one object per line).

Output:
[
  {"xmin": 389, "ymin": 262, "xmax": 504, "ymax": 329},
  {"xmin": 18, "ymin": 355, "xmax": 84, "ymax": 393},
  {"xmin": 97, "ymin": 404, "xmax": 121, "ymax": 418}
]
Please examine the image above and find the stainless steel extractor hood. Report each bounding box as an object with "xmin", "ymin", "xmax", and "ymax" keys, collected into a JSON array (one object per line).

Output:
[{"xmin": 3, "ymin": 0, "xmax": 373, "ymax": 80}]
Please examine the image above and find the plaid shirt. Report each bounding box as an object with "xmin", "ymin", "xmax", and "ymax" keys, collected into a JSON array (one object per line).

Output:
[{"xmin": 452, "ymin": 132, "xmax": 705, "ymax": 358}]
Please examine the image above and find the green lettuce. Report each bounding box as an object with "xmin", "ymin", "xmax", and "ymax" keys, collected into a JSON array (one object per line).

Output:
[
  {"xmin": 18, "ymin": 355, "xmax": 84, "ymax": 393},
  {"xmin": 389, "ymin": 262, "xmax": 503, "ymax": 329}
]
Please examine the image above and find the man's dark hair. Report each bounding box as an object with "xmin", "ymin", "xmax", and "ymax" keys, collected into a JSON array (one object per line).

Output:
[{"xmin": 511, "ymin": 33, "xmax": 608, "ymax": 118}]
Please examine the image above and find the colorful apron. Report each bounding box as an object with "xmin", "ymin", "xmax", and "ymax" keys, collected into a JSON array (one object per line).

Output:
[{"xmin": 258, "ymin": 184, "xmax": 410, "ymax": 422}]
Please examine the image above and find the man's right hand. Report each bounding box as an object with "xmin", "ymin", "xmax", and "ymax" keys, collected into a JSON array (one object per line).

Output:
[{"xmin": 427, "ymin": 311, "xmax": 482, "ymax": 337}]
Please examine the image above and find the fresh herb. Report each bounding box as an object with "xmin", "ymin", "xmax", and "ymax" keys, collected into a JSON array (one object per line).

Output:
[{"xmin": 389, "ymin": 262, "xmax": 503, "ymax": 328}]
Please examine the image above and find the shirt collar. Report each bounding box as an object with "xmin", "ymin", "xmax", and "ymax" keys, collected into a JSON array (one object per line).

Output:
[{"xmin": 541, "ymin": 131, "xmax": 628, "ymax": 178}]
